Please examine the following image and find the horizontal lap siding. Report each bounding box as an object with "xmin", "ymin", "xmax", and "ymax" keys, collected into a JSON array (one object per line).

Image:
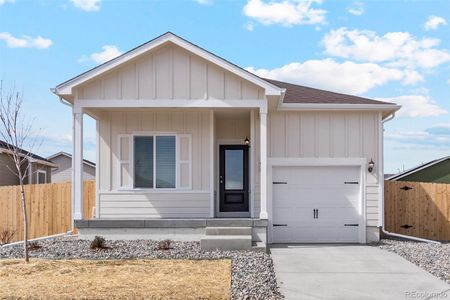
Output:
[
  {"xmin": 99, "ymin": 193, "xmax": 210, "ymax": 218},
  {"xmin": 268, "ymin": 111, "xmax": 381, "ymax": 226}
]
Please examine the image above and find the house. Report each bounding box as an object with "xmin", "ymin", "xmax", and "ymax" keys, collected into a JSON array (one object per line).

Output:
[
  {"xmin": 52, "ymin": 32, "xmax": 400, "ymax": 248},
  {"xmin": 47, "ymin": 151, "xmax": 96, "ymax": 183},
  {"xmin": 0, "ymin": 140, "xmax": 56, "ymax": 186},
  {"xmin": 387, "ymin": 156, "xmax": 450, "ymax": 184}
]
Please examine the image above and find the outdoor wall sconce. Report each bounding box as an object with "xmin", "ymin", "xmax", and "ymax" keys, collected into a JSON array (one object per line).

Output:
[
  {"xmin": 368, "ymin": 159, "xmax": 375, "ymax": 173},
  {"xmin": 244, "ymin": 137, "xmax": 250, "ymax": 146}
]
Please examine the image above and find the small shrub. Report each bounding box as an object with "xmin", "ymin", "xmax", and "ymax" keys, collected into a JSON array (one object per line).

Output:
[
  {"xmin": 157, "ymin": 239, "xmax": 173, "ymax": 251},
  {"xmin": 28, "ymin": 241, "xmax": 41, "ymax": 251},
  {"xmin": 90, "ymin": 236, "xmax": 110, "ymax": 250},
  {"xmin": 0, "ymin": 228, "xmax": 16, "ymax": 245}
]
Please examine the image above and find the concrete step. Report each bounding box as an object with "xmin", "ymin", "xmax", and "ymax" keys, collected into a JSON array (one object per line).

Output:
[
  {"xmin": 251, "ymin": 241, "xmax": 267, "ymax": 253},
  {"xmin": 205, "ymin": 226, "xmax": 252, "ymax": 236},
  {"xmin": 200, "ymin": 235, "xmax": 252, "ymax": 251}
]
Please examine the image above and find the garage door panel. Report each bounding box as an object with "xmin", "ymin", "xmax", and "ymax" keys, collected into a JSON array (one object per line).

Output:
[{"xmin": 272, "ymin": 165, "xmax": 362, "ymax": 244}]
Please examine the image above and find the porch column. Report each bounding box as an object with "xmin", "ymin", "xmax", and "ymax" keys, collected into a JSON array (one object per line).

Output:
[
  {"xmin": 72, "ymin": 110, "xmax": 84, "ymax": 221},
  {"xmin": 259, "ymin": 109, "xmax": 268, "ymax": 219}
]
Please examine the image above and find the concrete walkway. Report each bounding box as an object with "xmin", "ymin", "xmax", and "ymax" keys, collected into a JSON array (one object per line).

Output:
[{"xmin": 270, "ymin": 244, "xmax": 449, "ymax": 300}]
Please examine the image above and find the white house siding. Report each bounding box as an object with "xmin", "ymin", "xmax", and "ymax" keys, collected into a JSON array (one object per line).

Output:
[
  {"xmin": 75, "ymin": 43, "xmax": 264, "ymax": 101},
  {"xmin": 267, "ymin": 111, "xmax": 380, "ymax": 227},
  {"xmin": 97, "ymin": 109, "xmax": 211, "ymax": 219}
]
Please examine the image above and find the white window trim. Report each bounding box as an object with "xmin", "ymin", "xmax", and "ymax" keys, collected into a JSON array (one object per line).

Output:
[
  {"xmin": 177, "ymin": 134, "xmax": 192, "ymax": 190},
  {"xmin": 36, "ymin": 169, "xmax": 47, "ymax": 184},
  {"xmin": 118, "ymin": 134, "xmax": 132, "ymax": 189}
]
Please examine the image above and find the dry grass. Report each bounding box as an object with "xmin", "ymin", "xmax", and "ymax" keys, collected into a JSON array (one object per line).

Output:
[{"xmin": 0, "ymin": 259, "xmax": 231, "ymax": 299}]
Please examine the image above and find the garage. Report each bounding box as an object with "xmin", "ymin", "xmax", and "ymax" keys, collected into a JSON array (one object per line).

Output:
[{"xmin": 272, "ymin": 165, "xmax": 363, "ymax": 243}]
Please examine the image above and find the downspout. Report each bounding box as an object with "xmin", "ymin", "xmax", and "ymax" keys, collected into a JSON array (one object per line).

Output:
[{"xmin": 379, "ymin": 112, "xmax": 440, "ymax": 244}]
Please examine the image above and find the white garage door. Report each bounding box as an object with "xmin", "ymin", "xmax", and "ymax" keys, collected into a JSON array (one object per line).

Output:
[{"xmin": 272, "ymin": 166, "xmax": 362, "ymax": 243}]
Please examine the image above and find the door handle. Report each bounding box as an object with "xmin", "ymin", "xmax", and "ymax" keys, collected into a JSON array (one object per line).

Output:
[
  {"xmin": 219, "ymin": 175, "xmax": 223, "ymax": 184},
  {"xmin": 313, "ymin": 209, "xmax": 319, "ymax": 219}
]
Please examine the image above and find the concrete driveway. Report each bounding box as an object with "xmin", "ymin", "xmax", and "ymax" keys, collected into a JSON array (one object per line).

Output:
[{"xmin": 271, "ymin": 244, "xmax": 449, "ymax": 300}]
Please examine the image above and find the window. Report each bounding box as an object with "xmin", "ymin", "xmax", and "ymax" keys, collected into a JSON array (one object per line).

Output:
[
  {"xmin": 133, "ymin": 135, "xmax": 176, "ymax": 189},
  {"xmin": 37, "ymin": 170, "xmax": 46, "ymax": 184}
]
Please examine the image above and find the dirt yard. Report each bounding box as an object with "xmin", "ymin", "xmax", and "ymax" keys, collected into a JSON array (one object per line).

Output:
[{"xmin": 0, "ymin": 259, "xmax": 231, "ymax": 299}]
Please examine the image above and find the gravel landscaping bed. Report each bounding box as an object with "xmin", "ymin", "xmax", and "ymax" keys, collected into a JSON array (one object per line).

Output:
[
  {"xmin": 1, "ymin": 236, "xmax": 283, "ymax": 300},
  {"xmin": 376, "ymin": 238, "xmax": 450, "ymax": 284}
]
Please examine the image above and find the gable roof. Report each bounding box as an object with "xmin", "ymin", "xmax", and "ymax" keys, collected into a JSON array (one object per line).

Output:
[
  {"xmin": 265, "ymin": 79, "xmax": 395, "ymax": 105},
  {"xmin": 52, "ymin": 32, "xmax": 282, "ymax": 99},
  {"xmin": 387, "ymin": 156, "xmax": 450, "ymax": 181},
  {"xmin": 0, "ymin": 140, "xmax": 57, "ymax": 167},
  {"xmin": 47, "ymin": 151, "xmax": 96, "ymax": 168}
]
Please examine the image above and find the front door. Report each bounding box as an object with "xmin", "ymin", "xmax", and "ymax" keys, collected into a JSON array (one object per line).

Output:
[{"xmin": 219, "ymin": 145, "xmax": 249, "ymax": 213}]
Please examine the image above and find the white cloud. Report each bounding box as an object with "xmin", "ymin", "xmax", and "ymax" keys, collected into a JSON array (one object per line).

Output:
[
  {"xmin": 194, "ymin": 0, "xmax": 212, "ymax": 4},
  {"xmin": 0, "ymin": 0, "xmax": 15, "ymax": 5},
  {"xmin": 246, "ymin": 58, "xmax": 421, "ymax": 95},
  {"xmin": 0, "ymin": 32, "xmax": 52, "ymax": 49},
  {"xmin": 347, "ymin": 1, "xmax": 364, "ymax": 16},
  {"xmin": 379, "ymin": 95, "xmax": 447, "ymax": 117},
  {"xmin": 424, "ymin": 15, "xmax": 447, "ymax": 31},
  {"xmin": 79, "ymin": 45, "xmax": 123, "ymax": 64},
  {"xmin": 448, "ymin": 78, "xmax": 450, "ymax": 85},
  {"xmin": 243, "ymin": 0, "xmax": 326, "ymax": 27},
  {"xmin": 244, "ymin": 22, "xmax": 254, "ymax": 31},
  {"xmin": 70, "ymin": 0, "xmax": 101, "ymax": 11},
  {"xmin": 323, "ymin": 27, "xmax": 450, "ymax": 69},
  {"xmin": 385, "ymin": 129, "xmax": 450, "ymax": 151}
]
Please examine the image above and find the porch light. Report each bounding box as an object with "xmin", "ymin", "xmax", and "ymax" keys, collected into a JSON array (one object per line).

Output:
[
  {"xmin": 244, "ymin": 137, "xmax": 250, "ymax": 146},
  {"xmin": 368, "ymin": 159, "xmax": 375, "ymax": 173}
]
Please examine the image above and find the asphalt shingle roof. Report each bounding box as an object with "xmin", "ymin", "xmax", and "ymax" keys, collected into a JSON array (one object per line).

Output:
[{"xmin": 265, "ymin": 78, "xmax": 395, "ymax": 105}]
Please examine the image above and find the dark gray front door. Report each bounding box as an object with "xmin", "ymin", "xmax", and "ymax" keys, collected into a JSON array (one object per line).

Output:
[{"xmin": 219, "ymin": 145, "xmax": 249, "ymax": 213}]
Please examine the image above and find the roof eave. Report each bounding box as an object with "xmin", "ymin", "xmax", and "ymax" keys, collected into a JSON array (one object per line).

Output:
[{"xmin": 387, "ymin": 156, "xmax": 450, "ymax": 181}]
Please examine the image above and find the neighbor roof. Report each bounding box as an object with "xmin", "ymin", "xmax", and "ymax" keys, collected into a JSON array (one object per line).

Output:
[
  {"xmin": 387, "ymin": 156, "xmax": 450, "ymax": 181},
  {"xmin": 0, "ymin": 140, "xmax": 57, "ymax": 167},
  {"xmin": 265, "ymin": 79, "xmax": 396, "ymax": 105},
  {"xmin": 47, "ymin": 151, "xmax": 96, "ymax": 168}
]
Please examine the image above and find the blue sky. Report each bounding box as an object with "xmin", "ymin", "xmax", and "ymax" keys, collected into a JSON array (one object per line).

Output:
[{"xmin": 0, "ymin": 0, "xmax": 449, "ymax": 173}]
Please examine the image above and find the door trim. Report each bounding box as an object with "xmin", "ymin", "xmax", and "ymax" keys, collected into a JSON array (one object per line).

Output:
[
  {"xmin": 268, "ymin": 157, "xmax": 367, "ymax": 244},
  {"xmin": 216, "ymin": 139, "xmax": 251, "ymax": 218}
]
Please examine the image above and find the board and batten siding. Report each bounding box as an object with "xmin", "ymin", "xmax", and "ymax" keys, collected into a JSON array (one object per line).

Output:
[
  {"xmin": 267, "ymin": 111, "xmax": 381, "ymax": 226},
  {"xmin": 75, "ymin": 44, "xmax": 264, "ymax": 101},
  {"xmin": 97, "ymin": 109, "xmax": 211, "ymax": 219}
]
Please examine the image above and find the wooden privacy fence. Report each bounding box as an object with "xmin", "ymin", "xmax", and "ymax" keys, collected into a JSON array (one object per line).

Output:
[
  {"xmin": 385, "ymin": 180, "xmax": 450, "ymax": 241},
  {"xmin": 0, "ymin": 181, "xmax": 95, "ymax": 243}
]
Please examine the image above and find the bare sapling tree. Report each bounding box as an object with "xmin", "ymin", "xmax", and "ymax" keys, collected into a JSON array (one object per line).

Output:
[{"xmin": 0, "ymin": 82, "xmax": 41, "ymax": 262}]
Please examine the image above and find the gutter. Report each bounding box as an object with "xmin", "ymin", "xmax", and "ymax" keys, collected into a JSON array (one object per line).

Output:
[
  {"xmin": 379, "ymin": 113, "xmax": 440, "ymax": 244},
  {"xmin": 57, "ymin": 94, "xmax": 73, "ymax": 107}
]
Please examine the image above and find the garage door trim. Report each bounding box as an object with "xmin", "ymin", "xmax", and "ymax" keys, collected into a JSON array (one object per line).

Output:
[{"xmin": 268, "ymin": 157, "xmax": 367, "ymax": 244}]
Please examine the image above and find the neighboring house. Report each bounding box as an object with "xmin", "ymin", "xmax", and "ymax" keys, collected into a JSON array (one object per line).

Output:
[
  {"xmin": 52, "ymin": 32, "xmax": 400, "ymax": 247},
  {"xmin": 387, "ymin": 156, "xmax": 450, "ymax": 184},
  {"xmin": 47, "ymin": 152, "xmax": 96, "ymax": 183},
  {"xmin": 0, "ymin": 140, "xmax": 56, "ymax": 186}
]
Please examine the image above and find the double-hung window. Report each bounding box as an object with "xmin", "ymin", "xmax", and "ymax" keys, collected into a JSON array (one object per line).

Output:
[{"xmin": 133, "ymin": 135, "xmax": 176, "ymax": 189}]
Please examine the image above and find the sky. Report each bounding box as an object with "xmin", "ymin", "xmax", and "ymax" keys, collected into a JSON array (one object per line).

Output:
[{"xmin": 0, "ymin": 0, "xmax": 449, "ymax": 174}]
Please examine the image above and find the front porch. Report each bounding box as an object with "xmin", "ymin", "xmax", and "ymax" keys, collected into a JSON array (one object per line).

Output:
[{"xmin": 72, "ymin": 105, "xmax": 269, "ymax": 221}]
